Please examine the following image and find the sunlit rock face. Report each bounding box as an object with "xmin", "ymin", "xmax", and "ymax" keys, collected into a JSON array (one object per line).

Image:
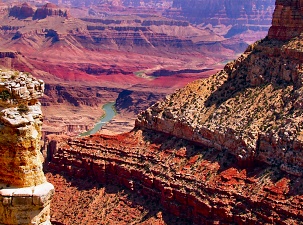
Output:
[
  {"xmin": 0, "ymin": 69, "xmax": 54, "ymax": 225},
  {"xmin": 136, "ymin": 0, "xmax": 303, "ymax": 176},
  {"xmin": 268, "ymin": 0, "xmax": 303, "ymax": 41}
]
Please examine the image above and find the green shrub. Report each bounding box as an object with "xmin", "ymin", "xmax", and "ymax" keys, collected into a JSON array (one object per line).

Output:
[
  {"xmin": 17, "ymin": 104, "xmax": 29, "ymax": 114},
  {"xmin": 0, "ymin": 90, "xmax": 10, "ymax": 101}
]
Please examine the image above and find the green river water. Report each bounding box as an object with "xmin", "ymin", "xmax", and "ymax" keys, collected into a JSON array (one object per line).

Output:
[{"xmin": 81, "ymin": 102, "xmax": 116, "ymax": 136}]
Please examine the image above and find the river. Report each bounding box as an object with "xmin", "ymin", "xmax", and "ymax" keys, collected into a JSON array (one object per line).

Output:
[{"xmin": 81, "ymin": 102, "xmax": 116, "ymax": 136}]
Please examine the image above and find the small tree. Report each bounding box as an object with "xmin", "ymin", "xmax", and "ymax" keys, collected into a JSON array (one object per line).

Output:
[
  {"xmin": 17, "ymin": 104, "xmax": 29, "ymax": 114},
  {"xmin": 0, "ymin": 90, "xmax": 10, "ymax": 101}
]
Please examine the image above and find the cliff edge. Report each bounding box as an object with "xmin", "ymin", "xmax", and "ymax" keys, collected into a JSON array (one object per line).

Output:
[
  {"xmin": 0, "ymin": 69, "xmax": 54, "ymax": 225},
  {"xmin": 136, "ymin": 0, "xmax": 303, "ymax": 175}
]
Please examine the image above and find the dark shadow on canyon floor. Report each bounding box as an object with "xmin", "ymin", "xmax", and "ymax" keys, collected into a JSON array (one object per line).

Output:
[
  {"xmin": 138, "ymin": 129, "xmax": 302, "ymax": 198},
  {"xmin": 45, "ymin": 167, "xmax": 193, "ymax": 225},
  {"xmin": 44, "ymin": 127, "xmax": 303, "ymax": 224}
]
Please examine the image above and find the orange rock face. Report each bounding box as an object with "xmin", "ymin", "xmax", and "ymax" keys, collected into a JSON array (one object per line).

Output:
[
  {"xmin": 46, "ymin": 130, "xmax": 303, "ymax": 224},
  {"xmin": 0, "ymin": 70, "xmax": 54, "ymax": 225},
  {"xmin": 0, "ymin": 70, "xmax": 46, "ymax": 187}
]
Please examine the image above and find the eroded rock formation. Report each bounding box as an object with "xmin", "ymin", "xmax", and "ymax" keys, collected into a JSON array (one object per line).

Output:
[
  {"xmin": 45, "ymin": 0, "xmax": 303, "ymax": 223},
  {"xmin": 0, "ymin": 69, "xmax": 54, "ymax": 225},
  {"xmin": 136, "ymin": 0, "xmax": 303, "ymax": 177},
  {"xmin": 9, "ymin": 2, "xmax": 35, "ymax": 19},
  {"xmin": 268, "ymin": 0, "xmax": 303, "ymax": 41},
  {"xmin": 46, "ymin": 131, "xmax": 303, "ymax": 224},
  {"xmin": 9, "ymin": 3, "xmax": 69, "ymax": 20},
  {"xmin": 34, "ymin": 3, "xmax": 69, "ymax": 20}
]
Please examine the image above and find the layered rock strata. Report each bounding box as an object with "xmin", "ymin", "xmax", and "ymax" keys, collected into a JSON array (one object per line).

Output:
[
  {"xmin": 136, "ymin": 0, "xmax": 303, "ymax": 176},
  {"xmin": 268, "ymin": 0, "xmax": 303, "ymax": 41},
  {"xmin": 9, "ymin": 3, "xmax": 69, "ymax": 20},
  {"xmin": 46, "ymin": 131, "xmax": 303, "ymax": 224},
  {"xmin": 136, "ymin": 37, "xmax": 303, "ymax": 175},
  {"xmin": 0, "ymin": 69, "xmax": 54, "ymax": 225},
  {"xmin": 170, "ymin": 0, "xmax": 275, "ymax": 26}
]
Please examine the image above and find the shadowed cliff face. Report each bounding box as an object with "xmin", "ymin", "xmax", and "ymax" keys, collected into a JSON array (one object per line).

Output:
[
  {"xmin": 9, "ymin": 3, "xmax": 69, "ymax": 20},
  {"xmin": 9, "ymin": 2, "xmax": 35, "ymax": 19}
]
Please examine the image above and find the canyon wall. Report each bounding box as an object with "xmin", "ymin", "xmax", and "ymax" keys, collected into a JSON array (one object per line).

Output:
[
  {"xmin": 170, "ymin": 0, "xmax": 275, "ymax": 25},
  {"xmin": 135, "ymin": 0, "xmax": 303, "ymax": 176},
  {"xmin": 268, "ymin": 0, "xmax": 303, "ymax": 40},
  {"xmin": 9, "ymin": 2, "xmax": 69, "ymax": 20},
  {"xmin": 0, "ymin": 69, "xmax": 54, "ymax": 225},
  {"xmin": 46, "ymin": 131, "xmax": 303, "ymax": 224},
  {"xmin": 136, "ymin": 37, "xmax": 303, "ymax": 176}
]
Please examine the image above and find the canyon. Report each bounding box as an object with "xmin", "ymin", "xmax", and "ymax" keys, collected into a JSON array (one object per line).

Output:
[
  {"xmin": 1, "ymin": 1, "xmax": 295, "ymax": 223},
  {"xmin": 41, "ymin": 0, "xmax": 303, "ymax": 224},
  {"xmin": 0, "ymin": 0, "xmax": 274, "ymax": 137}
]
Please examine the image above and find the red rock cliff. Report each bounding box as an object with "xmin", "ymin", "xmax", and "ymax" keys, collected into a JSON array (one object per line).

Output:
[
  {"xmin": 268, "ymin": 0, "xmax": 303, "ymax": 40},
  {"xmin": 46, "ymin": 131, "xmax": 303, "ymax": 224}
]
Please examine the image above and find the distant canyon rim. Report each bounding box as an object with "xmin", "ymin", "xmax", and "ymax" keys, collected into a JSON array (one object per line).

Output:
[{"xmin": 0, "ymin": 0, "xmax": 274, "ymax": 137}]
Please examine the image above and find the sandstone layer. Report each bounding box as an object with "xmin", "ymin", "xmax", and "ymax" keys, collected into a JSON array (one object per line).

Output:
[
  {"xmin": 0, "ymin": 69, "xmax": 45, "ymax": 187},
  {"xmin": 46, "ymin": 131, "xmax": 303, "ymax": 224},
  {"xmin": 0, "ymin": 182, "xmax": 54, "ymax": 225},
  {"xmin": 268, "ymin": 0, "xmax": 303, "ymax": 41},
  {"xmin": 0, "ymin": 69, "xmax": 54, "ymax": 225}
]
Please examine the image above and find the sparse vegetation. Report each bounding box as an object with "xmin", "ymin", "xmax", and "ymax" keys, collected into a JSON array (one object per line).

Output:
[
  {"xmin": 0, "ymin": 90, "xmax": 11, "ymax": 101},
  {"xmin": 17, "ymin": 104, "xmax": 29, "ymax": 114}
]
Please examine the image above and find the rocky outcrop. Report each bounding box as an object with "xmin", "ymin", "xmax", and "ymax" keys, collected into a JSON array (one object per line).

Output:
[
  {"xmin": 0, "ymin": 69, "xmax": 54, "ymax": 225},
  {"xmin": 9, "ymin": 3, "xmax": 69, "ymax": 20},
  {"xmin": 0, "ymin": 183, "xmax": 54, "ymax": 225},
  {"xmin": 9, "ymin": 2, "xmax": 35, "ymax": 19},
  {"xmin": 135, "ymin": 0, "xmax": 303, "ymax": 176},
  {"xmin": 136, "ymin": 36, "xmax": 303, "ymax": 175},
  {"xmin": 268, "ymin": 0, "xmax": 303, "ymax": 41},
  {"xmin": 46, "ymin": 131, "xmax": 303, "ymax": 224},
  {"xmin": 34, "ymin": 3, "xmax": 69, "ymax": 20}
]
